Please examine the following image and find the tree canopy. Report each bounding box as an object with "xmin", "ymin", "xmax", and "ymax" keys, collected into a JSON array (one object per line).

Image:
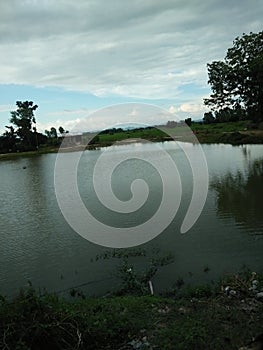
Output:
[
  {"xmin": 204, "ymin": 31, "xmax": 263, "ymax": 122},
  {"xmin": 9, "ymin": 101, "xmax": 39, "ymax": 150}
]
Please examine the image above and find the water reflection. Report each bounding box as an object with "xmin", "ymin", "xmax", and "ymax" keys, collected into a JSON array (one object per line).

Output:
[
  {"xmin": 211, "ymin": 158, "xmax": 263, "ymax": 234},
  {"xmin": 1, "ymin": 144, "xmax": 263, "ymax": 296}
]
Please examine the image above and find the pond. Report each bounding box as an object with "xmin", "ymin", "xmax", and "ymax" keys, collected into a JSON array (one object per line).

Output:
[{"xmin": 0, "ymin": 142, "xmax": 263, "ymax": 296}]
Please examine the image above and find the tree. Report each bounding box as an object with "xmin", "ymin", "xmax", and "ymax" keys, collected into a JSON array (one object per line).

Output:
[
  {"xmin": 44, "ymin": 126, "xmax": 63, "ymax": 146},
  {"xmin": 45, "ymin": 129, "xmax": 51, "ymax": 138},
  {"xmin": 58, "ymin": 126, "xmax": 65, "ymax": 135},
  {"xmin": 0, "ymin": 126, "xmax": 17, "ymax": 152},
  {"xmin": 184, "ymin": 117, "xmax": 192, "ymax": 126},
  {"xmin": 9, "ymin": 101, "xmax": 38, "ymax": 150},
  {"xmin": 203, "ymin": 112, "xmax": 215, "ymax": 124},
  {"xmin": 45, "ymin": 127, "xmax": 57, "ymax": 138},
  {"xmin": 50, "ymin": 127, "xmax": 57, "ymax": 138},
  {"xmin": 204, "ymin": 31, "xmax": 263, "ymax": 122}
]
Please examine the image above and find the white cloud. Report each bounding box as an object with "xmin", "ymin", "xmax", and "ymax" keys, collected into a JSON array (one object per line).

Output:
[
  {"xmin": 178, "ymin": 103, "xmax": 207, "ymax": 114},
  {"xmin": 168, "ymin": 105, "xmax": 177, "ymax": 114},
  {"xmin": 37, "ymin": 108, "xmax": 93, "ymax": 133},
  {"xmin": 38, "ymin": 103, "xmax": 176, "ymax": 133}
]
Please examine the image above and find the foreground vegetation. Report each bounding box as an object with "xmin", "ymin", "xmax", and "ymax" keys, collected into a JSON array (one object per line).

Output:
[
  {"xmin": 2, "ymin": 249, "xmax": 263, "ymax": 349},
  {"xmin": 1, "ymin": 274, "xmax": 263, "ymax": 350}
]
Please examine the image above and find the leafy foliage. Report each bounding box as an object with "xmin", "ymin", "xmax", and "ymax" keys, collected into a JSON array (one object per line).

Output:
[
  {"xmin": 204, "ymin": 31, "xmax": 263, "ymax": 121},
  {"xmin": 9, "ymin": 101, "xmax": 39, "ymax": 150}
]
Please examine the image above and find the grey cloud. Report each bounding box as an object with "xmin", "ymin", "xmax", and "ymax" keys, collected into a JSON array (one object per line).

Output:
[
  {"xmin": 0, "ymin": 0, "xmax": 262, "ymax": 100},
  {"xmin": 0, "ymin": 0, "xmax": 179, "ymax": 42}
]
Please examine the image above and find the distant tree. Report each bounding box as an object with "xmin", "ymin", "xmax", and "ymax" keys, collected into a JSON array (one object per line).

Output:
[
  {"xmin": 0, "ymin": 126, "xmax": 17, "ymax": 152},
  {"xmin": 58, "ymin": 126, "xmax": 65, "ymax": 135},
  {"xmin": 203, "ymin": 112, "xmax": 215, "ymax": 124},
  {"xmin": 45, "ymin": 130, "xmax": 51, "ymax": 138},
  {"xmin": 50, "ymin": 127, "xmax": 57, "ymax": 138},
  {"xmin": 184, "ymin": 118, "xmax": 192, "ymax": 126},
  {"xmin": 204, "ymin": 31, "xmax": 263, "ymax": 122},
  {"xmin": 214, "ymin": 107, "xmax": 237, "ymax": 123},
  {"xmin": 36, "ymin": 132, "xmax": 48, "ymax": 145},
  {"xmin": 3, "ymin": 125, "xmax": 16, "ymax": 142},
  {"xmin": 58, "ymin": 126, "xmax": 69, "ymax": 136},
  {"xmin": 44, "ymin": 126, "xmax": 63, "ymax": 146},
  {"xmin": 45, "ymin": 127, "xmax": 59, "ymax": 138},
  {"xmin": 9, "ymin": 101, "xmax": 38, "ymax": 150}
]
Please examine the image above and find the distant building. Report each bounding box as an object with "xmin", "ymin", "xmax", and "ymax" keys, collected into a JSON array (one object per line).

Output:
[
  {"xmin": 62, "ymin": 134, "xmax": 83, "ymax": 147},
  {"xmin": 166, "ymin": 120, "xmax": 178, "ymax": 128}
]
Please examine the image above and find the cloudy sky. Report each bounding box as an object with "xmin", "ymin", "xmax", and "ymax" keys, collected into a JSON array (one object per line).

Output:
[{"xmin": 0, "ymin": 0, "xmax": 262, "ymax": 133}]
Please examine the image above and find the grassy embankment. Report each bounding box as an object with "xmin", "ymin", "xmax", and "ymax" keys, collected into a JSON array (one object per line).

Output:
[
  {"xmin": 191, "ymin": 120, "xmax": 263, "ymax": 144},
  {"xmin": 1, "ymin": 120, "xmax": 263, "ymax": 161},
  {"xmin": 95, "ymin": 120, "xmax": 263, "ymax": 146},
  {"xmin": 1, "ymin": 275, "xmax": 263, "ymax": 350}
]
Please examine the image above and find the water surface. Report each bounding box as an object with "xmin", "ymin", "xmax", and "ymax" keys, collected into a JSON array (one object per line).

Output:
[{"xmin": 0, "ymin": 142, "xmax": 262, "ymax": 296}]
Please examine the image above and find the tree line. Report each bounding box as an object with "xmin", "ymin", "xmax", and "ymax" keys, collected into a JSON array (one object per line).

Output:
[{"xmin": 0, "ymin": 101, "xmax": 68, "ymax": 153}]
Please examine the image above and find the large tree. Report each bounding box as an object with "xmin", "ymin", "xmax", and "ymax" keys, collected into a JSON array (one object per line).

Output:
[
  {"xmin": 204, "ymin": 31, "xmax": 263, "ymax": 122},
  {"xmin": 9, "ymin": 101, "xmax": 38, "ymax": 149}
]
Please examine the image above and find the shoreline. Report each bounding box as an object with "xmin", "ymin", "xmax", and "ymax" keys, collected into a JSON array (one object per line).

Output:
[{"xmin": 1, "ymin": 121, "xmax": 263, "ymax": 161}]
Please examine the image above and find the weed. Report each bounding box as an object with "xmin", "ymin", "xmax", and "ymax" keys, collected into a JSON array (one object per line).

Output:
[
  {"xmin": 92, "ymin": 248, "xmax": 174, "ymax": 296},
  {"xmin": 203, "ymin": 265, "xmax": 210, "ymax": 273}
]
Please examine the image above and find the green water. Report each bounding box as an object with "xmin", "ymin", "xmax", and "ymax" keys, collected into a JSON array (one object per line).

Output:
[{"xmin": 0, "ymin": 142, "xmax": 262, "ymax": 296}]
